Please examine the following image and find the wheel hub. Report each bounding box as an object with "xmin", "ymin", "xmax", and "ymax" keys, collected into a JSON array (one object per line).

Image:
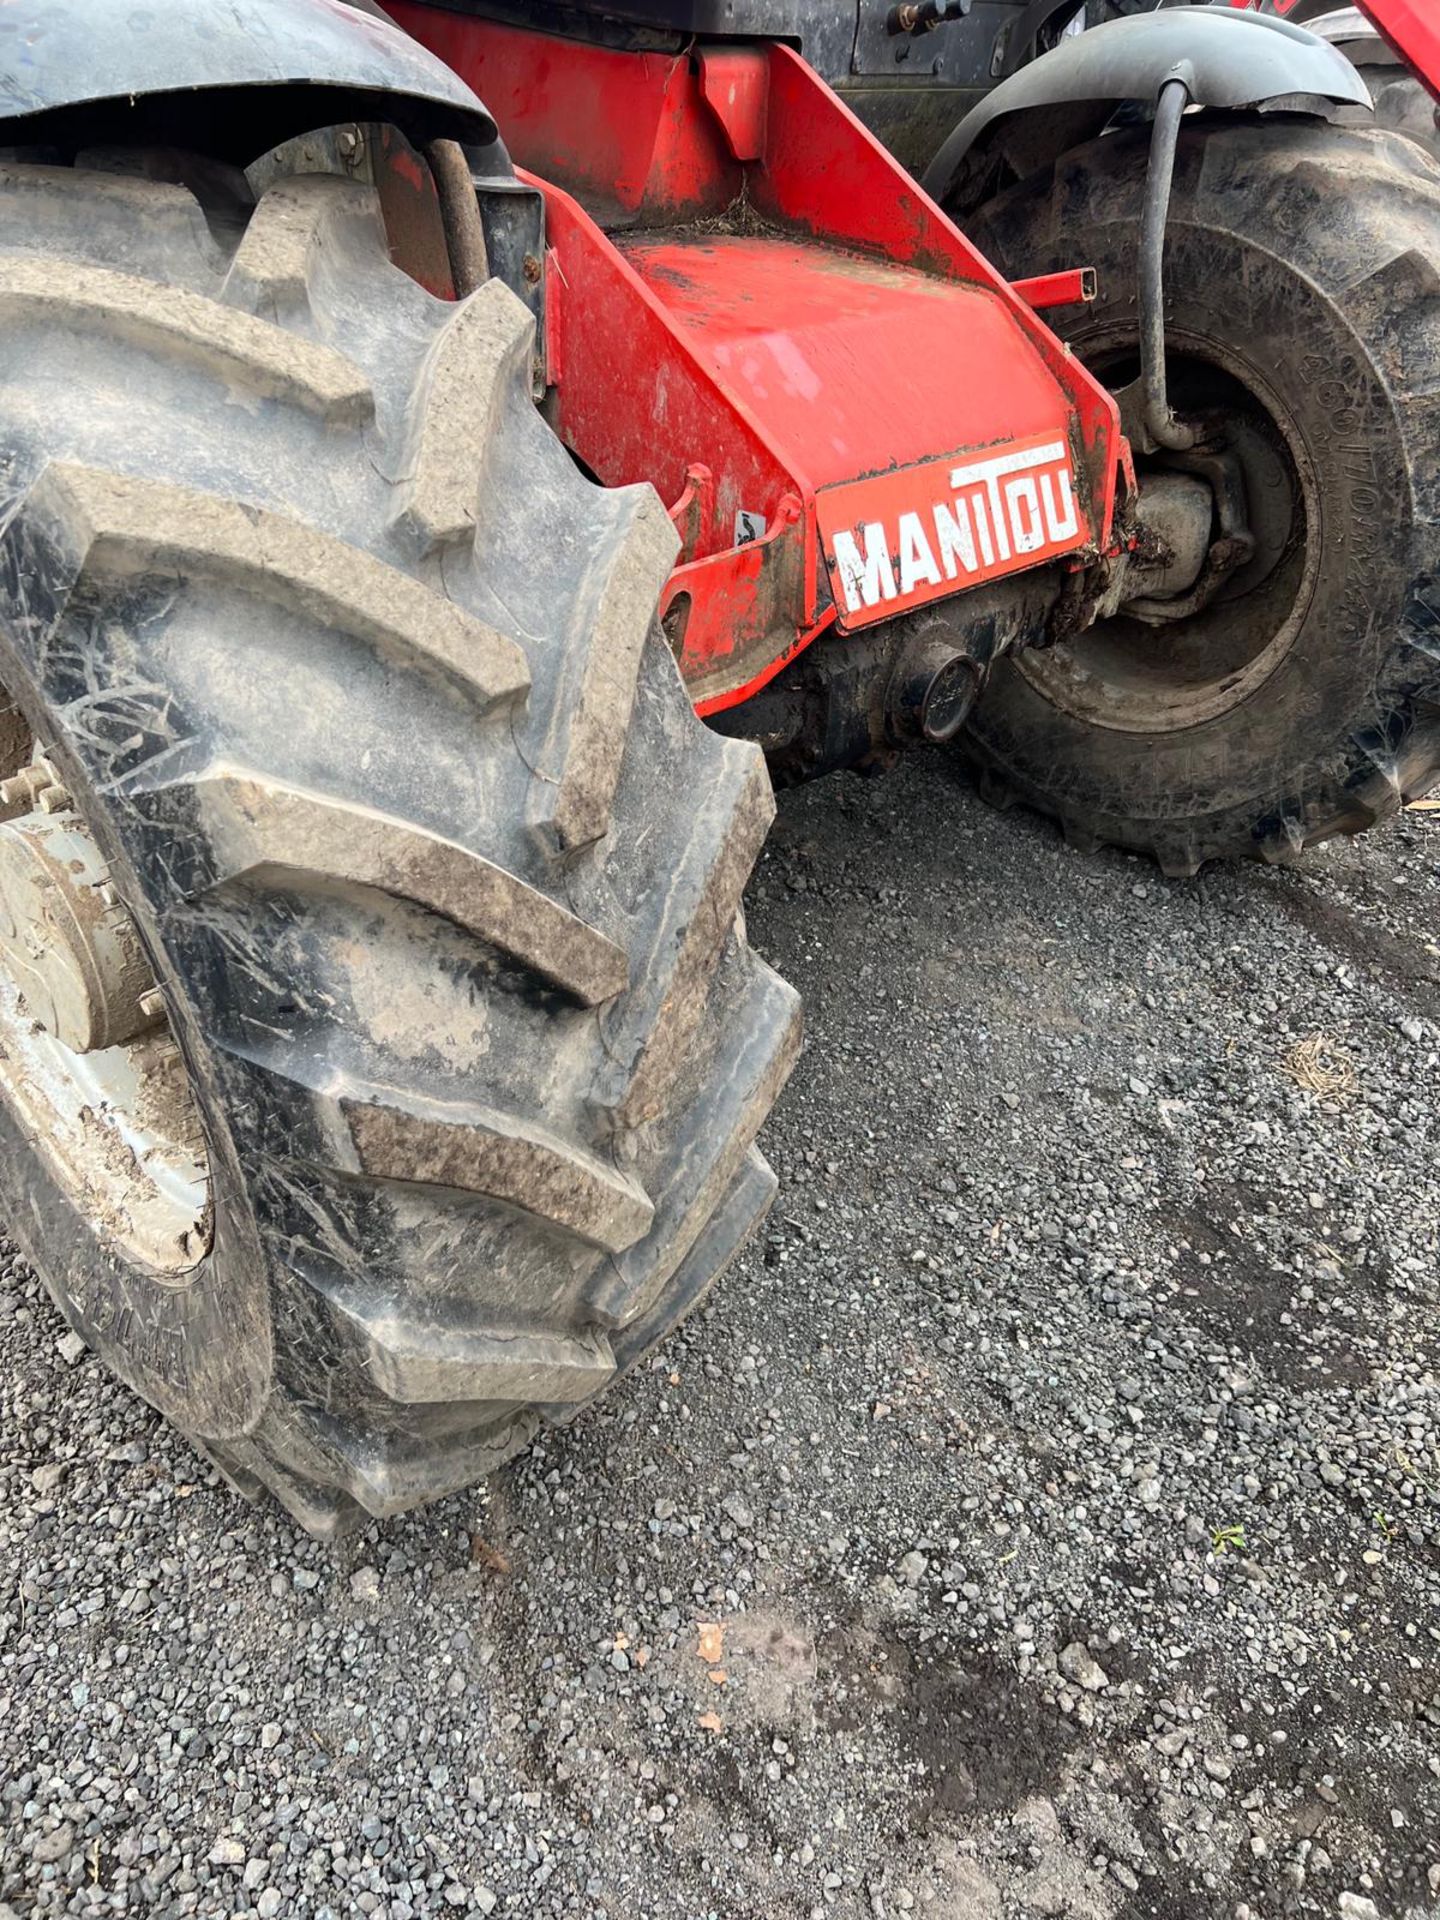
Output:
[
  {"xmin": 1018, "ymin": 340, "xmax": 1313, "ymax": 735},
  {"xmin": 0, "ymin": 745, "xmax": 211, "ymax": 1274},
  {"xmin": 0, "ymin": 796, "xmax": 163, "ymax": 1055}
]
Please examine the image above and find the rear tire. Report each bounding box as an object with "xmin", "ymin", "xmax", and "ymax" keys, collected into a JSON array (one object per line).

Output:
[
  {"xmin": 1346, "ymin": 59, "xmax": 1440, "ymax": 160},
  {"xmin": 0, "ymin": 156, "xmax": 799, "ymax": 1534},
  {"xmin": 958, "ymin": 120, "xmax": 1440, "ymax": 873},
  {"xmin": 1304, "ymin": 7, "xmax": 1440, "ymax": 161}
]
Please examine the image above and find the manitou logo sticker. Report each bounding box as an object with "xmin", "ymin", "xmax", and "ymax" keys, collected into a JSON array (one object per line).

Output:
[{"xmin": 817, "ymin": 433, "xmax": 1088, "ymax": 630}]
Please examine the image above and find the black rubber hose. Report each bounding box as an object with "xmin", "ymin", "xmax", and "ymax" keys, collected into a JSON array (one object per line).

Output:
[
  {"xmin": 1140, "ymin": 78, "xmax": 1198, "ymax": 451},
  {"xmin": 427, "ymin": 137, "xmax": 488, "ymax": 299}
]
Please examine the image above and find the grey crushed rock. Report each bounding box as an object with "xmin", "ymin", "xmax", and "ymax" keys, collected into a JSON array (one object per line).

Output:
[
  {"xmin": 30, "ymin": 1825, "xmax": 75, "ymax": 1865},
  {"xmin": 897, "ymin": 1549, "xmax": 928, "ymax": 1587},
  {"xmin": 350, "ymin": 1565, "xmax": 380, "ymax": 1602},
  {"xmin": 1058, "ymin": 1642, "xmax": 1109, "ymax": 1692},
  {"xmin": 720, "ymin": 1491, "xmax": 754, "ymax": 1529},
  {"xmin": 3, "ymin": 755, "xmax": 1439, "ymax": 1916}
]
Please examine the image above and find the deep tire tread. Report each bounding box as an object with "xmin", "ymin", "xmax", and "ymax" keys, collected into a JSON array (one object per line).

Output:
[
  {"xmin": 0, "ymin": 250, "xmax": 373, "ymax": 421},
  {"xmin": 0, "ymin": 159, "xmax": 795, "ymax": 1531}
]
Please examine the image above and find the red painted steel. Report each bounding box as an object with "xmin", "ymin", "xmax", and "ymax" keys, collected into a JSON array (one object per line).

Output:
[
  {"xmin": 386, "ymin": 3, "xmax": 1127, "ymax": 711},
  {"xmin": 1357, "ymin": 0, "xmax": 1440, "ymax": 96},
  {"xmin": 532, "ymin": 177, "xmax": 796, "ymax": 562},
  {"xmin": 521, "ymin": 164, "xmax": 827, "ymax": 710},
  {"xmin": 387, "ymin": 8, "xmax": 742, "ymax": 223},
  {"xmin": 730, "ymin": 42, "xmax": 1121, "ymax": 528},
  {"xmin": 817, "ymin": 432, "xmax": 1090, "ymax": 631},
  {"xmin": 698, "ymin": 47, "xmax": 769, "ymax": 160},
  {"xmin": 619, "ymin": 234, "xmax": 1072, "ymax": 490},
  {"xmin": 1012, "ymin": 268, "xmax": 1097, "ymax": 311}
]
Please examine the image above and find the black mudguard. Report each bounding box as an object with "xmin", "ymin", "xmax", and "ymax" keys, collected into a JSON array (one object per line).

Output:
[
  {"xmin": 923, "ymin": 7, "xmax": 1370, "ymax": 214},
  {"xmin": 0, "ymin": 0, "xmax": 496, "ymax": 162}
]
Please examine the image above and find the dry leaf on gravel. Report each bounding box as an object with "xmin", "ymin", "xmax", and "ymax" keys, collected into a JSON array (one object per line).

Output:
[
  {"xmin": 696, "ymin": 1621, "xmax": 725, "ymax": 1663},
  {"xmin": 696, "ymin": 1712, "xmax": 723, "ymax": 1733},
  {"xmin": 1281, "ymin": 1032, "xmax": 1357, "ymax": 1101},
  {"xmin": 469, "ymin": 1535, "xmax": 512, "ymax": 1577}
]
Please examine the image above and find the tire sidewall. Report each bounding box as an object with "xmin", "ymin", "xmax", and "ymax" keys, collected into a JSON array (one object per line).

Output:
[{"xmin": 0, "ymin": 606, "xmax": 272, "ymax": 1441}]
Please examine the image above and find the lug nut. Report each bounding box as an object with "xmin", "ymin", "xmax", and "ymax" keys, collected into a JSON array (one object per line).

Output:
[{"xmin": 0, "ymin": 760, "xmax": 59, "ymax": 820}]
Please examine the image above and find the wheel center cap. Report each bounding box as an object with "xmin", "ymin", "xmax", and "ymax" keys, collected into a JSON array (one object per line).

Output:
[{"xmin": 0, "ymin": 805, "xmax": 159, "ymax": 1054}]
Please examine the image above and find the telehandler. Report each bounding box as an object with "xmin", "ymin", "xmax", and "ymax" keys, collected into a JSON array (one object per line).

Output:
[{"xmin": 0, "ymin": 0, "xmax": 1433, "ymax": 1529}]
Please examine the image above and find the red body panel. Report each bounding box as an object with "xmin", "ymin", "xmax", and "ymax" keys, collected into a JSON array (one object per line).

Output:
[
  {"xmin": 1358, "ymin": 0, "xmax": 1440, "ymax": 96},
  {"xmin": 387, "ymin": 4, "xmax": 1127, "ymax": 711},
  {"xmin": 817, "ymin": 432, "xmax": 1089, "ymax": 630},
  {"xmin": 619, "ymin": 235, "xmax": 1069, "ymax": 490}
]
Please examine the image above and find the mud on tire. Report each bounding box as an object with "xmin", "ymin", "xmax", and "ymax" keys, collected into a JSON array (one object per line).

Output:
[
  {"xmin": 958, "ymin": 120, "xmax": 1440, "ymax": 874},
  {"xmin": 0, "ymin": 157, "xmax": 799, "ymax": 1534}
]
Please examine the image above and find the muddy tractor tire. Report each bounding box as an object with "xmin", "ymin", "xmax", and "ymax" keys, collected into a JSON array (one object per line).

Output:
[
  {"xmin": 0, "ymin": 155, "xmax": 799, "ymax": 1534},
  {"xmin": 957, "ymin": 121, "xmax": 1440, "ymax": 874}
]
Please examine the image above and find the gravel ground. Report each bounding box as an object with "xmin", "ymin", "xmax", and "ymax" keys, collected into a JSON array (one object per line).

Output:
[{"xmin": 3, "ymin": 752, "xmax": 1439, "ymax": 1920}]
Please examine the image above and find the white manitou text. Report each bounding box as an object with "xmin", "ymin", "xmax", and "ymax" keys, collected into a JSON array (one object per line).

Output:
[{"xmin": 829, "ymin": 438, "xmax": 1081, "ymax": 618}]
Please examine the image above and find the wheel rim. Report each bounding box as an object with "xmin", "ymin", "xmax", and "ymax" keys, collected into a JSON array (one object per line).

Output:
[
  {"xmin": 1017, "ymin": 333, "xmax": 1320, "ymax": 735},
  {"xmin": 0, "ymin": 725, "xmax": 211, "ymax": 1277}
]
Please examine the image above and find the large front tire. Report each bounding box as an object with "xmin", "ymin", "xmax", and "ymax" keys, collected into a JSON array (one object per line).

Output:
[
  {"xmin": 958, "ymin": 121, "xmax": 1440, "ymax": 874},
  {"xmin": 0, "ymin": 156, "xmax": 798, "ymax": 1534}
]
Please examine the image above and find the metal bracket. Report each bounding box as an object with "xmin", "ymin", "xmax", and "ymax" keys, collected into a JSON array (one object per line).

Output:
[
  {"xmin": 472, "ymin": 166, "xmax": 548, "ymax": 398},
  {"xmin": 1012, "ymin": 266, "xmax": 1097, "ymax": 311}
]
